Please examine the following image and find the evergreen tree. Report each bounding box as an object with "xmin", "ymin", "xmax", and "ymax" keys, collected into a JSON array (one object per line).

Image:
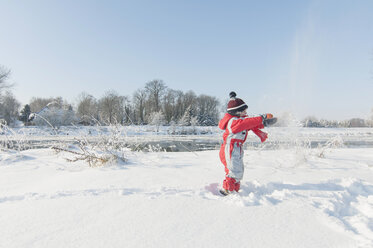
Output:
[{"xmin": 19, "ymin": 104, "xmax": 32, "ymax": 125}]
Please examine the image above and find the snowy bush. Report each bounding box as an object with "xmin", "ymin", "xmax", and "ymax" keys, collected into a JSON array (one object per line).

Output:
[
  {"xmin": 0, "ymin": 123, "xmax": 30, "ymax": 151},
  {"xmin": 52, "ymin": 124, "xmax": 128, "ymax": 167}
]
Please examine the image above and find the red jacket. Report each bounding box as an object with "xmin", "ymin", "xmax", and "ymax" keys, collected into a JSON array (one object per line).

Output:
[{"xmin": 218, "ymin": 113, "xmax": 267, "ymax": 167}]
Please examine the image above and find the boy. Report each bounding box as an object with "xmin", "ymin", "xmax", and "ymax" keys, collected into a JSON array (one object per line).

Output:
[{"xmin": 218, "ymin": 92, "xmax": 277, "ymax": 196}]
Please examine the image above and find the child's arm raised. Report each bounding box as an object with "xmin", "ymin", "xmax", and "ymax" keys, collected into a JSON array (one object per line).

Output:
[{"xmin": 230, "ymin": 116, "xmax": 264, "ymax": 133}]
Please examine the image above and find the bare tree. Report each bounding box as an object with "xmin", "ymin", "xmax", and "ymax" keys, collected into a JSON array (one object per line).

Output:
[
  {"xmin": 122, "ymin": 95, "xmax": 133, "ymax": 125},
  {"xmin": 173, "ymin": 90, "xmax": 185, "ymax": 121},
  {"xmin": 182, "ymin": 90, "xmax": 197, "ymax": 113},
  {"xmin": 133, "ymin": 89, "xmax": 147, "ymax": 124},
  {"xmin": 29, "ymin": 98, "xmax": 51, "ymax": 113},
  {"xmin": 0, "ymin": 66, "xmax": 12, "ymax": 96},
  {"xmin": 76, "ymin": 92, "xmax": 98, "ymax": 125},
  {"xmin": 29, "ymin": 97, "xmax": 64, "ymax": 113},
  {"xmin": 163, "ymin": 89, "xmax": 178, "ymax": 124},
  {"xmin": 0, "ymin": 91, "xmax": 20, "ymax": 125},
  {"xmin": 0, "ymin": 66, "xmax": 21, "ymax": 126},
  {"xmin": 145, "ymin": 79, "xmax": 167, "ymax": 112},
  {"xmin": 98, "ymin": 90, "xmax": 125, "ymax": 124}
]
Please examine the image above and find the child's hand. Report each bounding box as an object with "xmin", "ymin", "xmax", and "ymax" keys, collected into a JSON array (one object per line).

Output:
[
  {"xmin": 261, "ymin": 113, "xmax": 273, "ymax": 120},
  {"xmin": 261, "ymin": 113, "xmax": 277, "ymax": 126}
]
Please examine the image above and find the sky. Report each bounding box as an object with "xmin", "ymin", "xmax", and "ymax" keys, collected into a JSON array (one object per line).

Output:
[{"xmin": 1, "ymin": 0, "xmax": 373, "ymax": 120}]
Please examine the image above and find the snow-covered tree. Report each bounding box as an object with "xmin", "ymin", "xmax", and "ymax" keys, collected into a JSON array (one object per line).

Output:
[
  {"xmin": 122, "ymin": 96, "xmax": 133, "ymax": 125},
  {"xmin": 148, "ymin": 111, "xmax": 165, "ymax": 132},
  {"xmin": 190, "ymin": 116, "xmax": 199, "ymax": 134},
  {"xmin": 179, "ymin": 105, "xmax": 195, "ymax": 126},
  {"xmin": 32, "ymin": 104, "xmax": 78, "ymax": 127},
  {"xmin": 169, "ymin": 119, "xmax": 177, "ymax": 135},
  {"xmin": 191, "ymin": 116, "xmax": 198, "ymax": 127}
]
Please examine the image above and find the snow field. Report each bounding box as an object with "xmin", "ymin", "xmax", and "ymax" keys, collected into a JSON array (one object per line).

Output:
[{"xmin": 0, "ymin": 147, "xmax": 373, "ymax": 247}]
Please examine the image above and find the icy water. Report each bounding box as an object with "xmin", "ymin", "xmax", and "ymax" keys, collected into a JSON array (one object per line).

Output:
[
  {"xmin": 1, "ymin": 127, "xmax": 373, "ymax": 151},
  {"xmin": 1, "ymin": 134, "xmax": 373, "ymax": 152}
]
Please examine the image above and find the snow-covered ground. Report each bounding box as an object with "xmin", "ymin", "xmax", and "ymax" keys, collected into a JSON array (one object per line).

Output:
[{"xmin": 1, "ymin": 140, "xmax": 373, "ymax": 247}]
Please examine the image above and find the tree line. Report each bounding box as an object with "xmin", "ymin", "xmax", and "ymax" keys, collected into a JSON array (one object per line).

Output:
[
  {"xmin": 272, "ymin": 112, "xmax": 373, "ymax": 128},
  {"xmin": 1, "ymin": 68, "xmax": 220, "ymax": 127},
  {"xmin": 73, "ymin": 79, "xmax": 220, "ymax": 126},
  {"xmin": 302, "ymin": 116, "xmax": 373, "ymax": 128}
]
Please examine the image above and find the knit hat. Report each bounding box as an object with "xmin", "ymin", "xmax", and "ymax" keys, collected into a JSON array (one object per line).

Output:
[{"xmin": 227, "ymin": 91, "xmax": 248, "ymax": 115}]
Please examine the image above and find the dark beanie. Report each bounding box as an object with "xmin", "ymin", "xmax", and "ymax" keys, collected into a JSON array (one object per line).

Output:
[{"xmin": 227, "ymin": 92, "xmax": 248, "ymax": 115}]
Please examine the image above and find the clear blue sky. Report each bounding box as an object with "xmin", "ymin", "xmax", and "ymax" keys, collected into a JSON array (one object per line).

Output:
[{"xmin": 1, "ymin": 0, "xmax": 373, "ymax": 120}]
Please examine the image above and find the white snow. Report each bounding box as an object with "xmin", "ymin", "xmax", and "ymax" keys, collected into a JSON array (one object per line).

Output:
[{"xmin": 1, "ymin": 128, "xmax": 373, "ymax": 247}]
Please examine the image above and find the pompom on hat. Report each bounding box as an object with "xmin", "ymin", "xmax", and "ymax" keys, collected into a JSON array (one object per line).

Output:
[{"xmin": 227, "ymin": 91, "xmax": 248, "ymax": 115}]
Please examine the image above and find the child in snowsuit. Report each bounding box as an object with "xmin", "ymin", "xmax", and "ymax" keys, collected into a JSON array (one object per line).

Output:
[{"xmin": 219, "ymin": 92, "xmax": 276, "ymax": 195}]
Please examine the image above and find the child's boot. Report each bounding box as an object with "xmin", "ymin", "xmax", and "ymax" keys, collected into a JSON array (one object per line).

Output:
[
  {"xmin": 234, "ymin": 180, "xmax": 240, "ymax": 192},
  {"xmin": 220, "ymin": 177, "xmax": 238, "ymax": 196}
]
